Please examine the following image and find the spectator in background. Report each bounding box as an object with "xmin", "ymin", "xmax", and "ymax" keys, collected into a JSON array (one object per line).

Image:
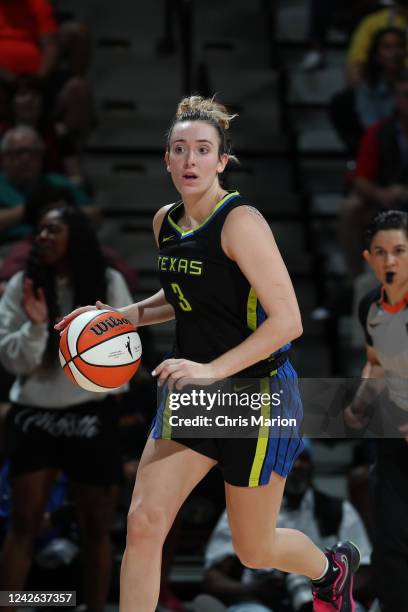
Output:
[
  {"xmin": 332, "ymin": 26, "xmax": 407, "ymax": 156},
  {"xmin": 0, "ymin": 0, "xmax": 94, "ymax": 140},
  {"xmin": 300, "ymin": 0, "xmax": 381, "ymax": 71},
  {"xmin": 0, "ymin": 76, "xmax": 84, "ymax": 183},
  {"xmin": 0, "ymin": 183, "xmax": 137, "ymax": 296},
  {"xmin": 356, "ymin": 27, "xmax": 406, "ymax": 129},
  {"xmin": 0, "ymin": 125, "xmax": 96, "ymax": 249},
  {"xmin": 198, "ymin": 448, "xmax": 373, "ymax": 612},
  {"xmin": 340, "ymin": 71, "xmax": 408, "ymax": 277},
  {"xmin": 0, "ymin": 0, "xmax": 58, "ymax": 81},
  {"xmin": 347, "ymin": 0, "xmax": 408, "ymax": 87},
  {"xmin": 0, "ymin": 206, "xmax": 132, "ymax": 612}
]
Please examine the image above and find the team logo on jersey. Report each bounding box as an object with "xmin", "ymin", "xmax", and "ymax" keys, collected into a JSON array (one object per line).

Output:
[{"xmin": 158, "ymin": 255, "xmax": 203, "ymax": 276}]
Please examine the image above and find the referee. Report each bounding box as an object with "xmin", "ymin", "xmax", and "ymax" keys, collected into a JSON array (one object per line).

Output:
[{"xmin": 345, "ymin": 210, "xmax": 408, "ymax": 611}]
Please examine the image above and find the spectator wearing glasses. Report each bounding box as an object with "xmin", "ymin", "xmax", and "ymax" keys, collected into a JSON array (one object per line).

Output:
[
  {"xmin": 0, "ymin": 126, "xmax": 96, "ymax": 251},
  {"xmin": 4, "ymin": 76, "xmax": 84, "ymax": 184}
]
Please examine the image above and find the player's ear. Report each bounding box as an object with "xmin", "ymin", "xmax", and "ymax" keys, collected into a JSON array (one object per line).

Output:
[
  {"xmin": 217, "ymin": 153, "xmax": 229, "ymax": 174},
  {"xmin": 164, "ymin": 151, "xmax": 170, "ymax": 171}
]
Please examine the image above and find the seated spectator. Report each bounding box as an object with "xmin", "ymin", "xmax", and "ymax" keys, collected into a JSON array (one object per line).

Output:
[
  {"xmin": 0, "ymin": 206, "xmax": 132, "ymax": 612},
  {"xmin": 201, "ymin": 447, "xmax": 373, "ymax": 612},
  {"xmin": 347, "ymin": 1, "xmax": 408, "ymax": 87},
  {"xmin": 330, "ymin": 26, "xmax": 406, "ymax": 156},
  {"xmin": 0, "ymin": 0, "xmax": 94, "ymax": 140},
  {"xmin": 0, "ymin": 0, "xmax": 57, "ymax": 80},
  {"xmin": 300, "ymin": 0, "xmax": 380, "ymax": 71},
  {"xmin": 0, "ymin": 183, "xmax": 137, "ymax": 295},
  {"xmin": 355, "ymin": 27, "xmax": 406, "ymax": 129},
  {"xmin": 340, "ymin": 70, "xmax": 408, "ymax": 277},
  {"xmin": 0, "ymin": 184, "xmax": 75, "ymax": 290},
  {"xmin": 0, "ymin": 125, "xmax": 96, "ymax": 249},
  {"xmin": 0, "ymin": 76, "xmax": 84, "ymax": 184}
]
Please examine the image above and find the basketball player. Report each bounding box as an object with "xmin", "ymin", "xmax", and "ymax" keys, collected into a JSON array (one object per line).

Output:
[
  {"xmin": 345, "ymin": 210, "xmax": 408, "ymax": 611},
  {"xmin": 56, "ymin": 96, "xmax": 360, "ymax": 611}
]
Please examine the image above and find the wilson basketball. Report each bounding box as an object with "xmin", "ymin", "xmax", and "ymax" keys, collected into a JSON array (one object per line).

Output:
[{"xmin": 59, "ymin": 309, "xmax": 142, "ymax": 392}]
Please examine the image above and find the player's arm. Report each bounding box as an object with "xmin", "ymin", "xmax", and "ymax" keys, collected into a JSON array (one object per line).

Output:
[
  {"xmin": 344, "ymin": 345, "xmax": 384, "ymax": 429},
  {"xmin": 120, "ymin": 289, "xmax": 174, "ymax": 327},
  {"xmin": 211, "ymin": 206, "xmax": 302, "ymax": 379},
  {"xmin": 55, "ymin": 205, "xmax": 175, "ymax": 331}
]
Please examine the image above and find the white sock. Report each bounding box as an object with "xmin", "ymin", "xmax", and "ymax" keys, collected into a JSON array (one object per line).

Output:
[{"xmin": 312, "ymin": 556, "xmax": 329, "ymax": 582}]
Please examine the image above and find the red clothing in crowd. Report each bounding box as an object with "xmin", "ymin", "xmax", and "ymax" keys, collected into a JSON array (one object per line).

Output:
[
  {"xmin": 0, "ymin": 0, "xmax": 57, "ymax": 75},
  {"xmin": 354, "ymin": 120, "xmax": 386, "ymax": 181}
]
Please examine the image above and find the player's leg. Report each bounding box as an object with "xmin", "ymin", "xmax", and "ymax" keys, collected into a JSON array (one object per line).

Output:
[
  {"xmin": 226, "ymin": 477, "xmax": 360, "ymax": 611},
  {"xmin": 225, "ymin": 473, "xmax": 326, "ymax": 576},
  {"xmin": 120, "ymin": 436, "xmax": 217, "ymax": 612}
]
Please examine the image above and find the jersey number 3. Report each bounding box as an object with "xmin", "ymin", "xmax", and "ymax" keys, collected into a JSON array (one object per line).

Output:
[{"xmin": 171, "ymin": 283, "xmax": 192, "ymax": 312}]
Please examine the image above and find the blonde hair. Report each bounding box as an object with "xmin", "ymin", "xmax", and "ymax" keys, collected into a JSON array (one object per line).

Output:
[{"xmin": 167, "ymin": 95, "xmax": 238, "ymax": 161}]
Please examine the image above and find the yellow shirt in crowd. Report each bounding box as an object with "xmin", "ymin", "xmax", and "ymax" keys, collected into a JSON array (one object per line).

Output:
[{"xmin": 347, "ymin": 8, "xmax": 408, "ymax": 65}]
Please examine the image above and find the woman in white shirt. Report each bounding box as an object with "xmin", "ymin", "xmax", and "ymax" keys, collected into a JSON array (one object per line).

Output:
[{"xmin": 0, "ymin": 206, "xmax": 133, "ymax": 612}]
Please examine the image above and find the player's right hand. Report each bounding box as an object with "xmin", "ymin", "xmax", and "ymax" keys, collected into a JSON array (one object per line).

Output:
[{"xmin": 54, "ymin": 301, "xmax": 114, "ymax": 333}]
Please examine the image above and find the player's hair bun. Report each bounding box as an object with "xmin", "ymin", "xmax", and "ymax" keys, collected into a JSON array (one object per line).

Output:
[{"xmin": 176, "ymin": 95, "xmax": 237, "ymax": 131}]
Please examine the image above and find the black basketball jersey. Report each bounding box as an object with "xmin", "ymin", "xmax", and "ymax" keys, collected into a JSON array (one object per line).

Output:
[{"xmin": 157, "ymin": 191, "xmax": 290, "ymax": 374}]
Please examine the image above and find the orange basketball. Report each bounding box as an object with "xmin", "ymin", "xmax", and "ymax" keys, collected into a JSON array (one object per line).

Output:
[{"xmin": 59, "ymin": 309, "xmax": 142, "ymax": 392}]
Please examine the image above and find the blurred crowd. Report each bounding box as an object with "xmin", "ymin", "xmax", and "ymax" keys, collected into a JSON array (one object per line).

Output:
[{"xmin": 301, "ymin": 1, "xmax": 408, "ymax": 282}]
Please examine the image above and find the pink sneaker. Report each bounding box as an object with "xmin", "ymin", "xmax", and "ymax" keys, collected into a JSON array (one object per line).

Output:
[{"xmin": 312, "ymin": 541, "xmax": 361, "ymax": 611}]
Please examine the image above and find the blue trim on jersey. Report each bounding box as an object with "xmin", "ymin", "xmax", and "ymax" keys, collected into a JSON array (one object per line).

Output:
[
  {"xmin": 256, "ymin": 301, "xmax": 292, "ymax": 357},
  {"xmin": 256, "ymin": 300, "xmax": 266, "ymax": 325},
  {"xmin": 170, "ymin": 192, "xmax": 241, "ymax": 239},
  {"xmin": 259, "ymin": 360, "xmax": 304, "ymax": 483}
]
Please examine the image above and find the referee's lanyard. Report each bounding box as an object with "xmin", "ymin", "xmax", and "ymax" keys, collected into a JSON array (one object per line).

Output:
[{"xmin": 395, "ymin": 121, "xmax": 408, "ymax": 172}]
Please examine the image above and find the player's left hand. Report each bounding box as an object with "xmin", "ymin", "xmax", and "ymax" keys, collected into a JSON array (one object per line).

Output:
[{"xmin": 152, "ymin": 358, "xmax": 218, "ymax": 390}]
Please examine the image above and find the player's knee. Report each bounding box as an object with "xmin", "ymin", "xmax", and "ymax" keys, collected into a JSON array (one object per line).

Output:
[
  {"xmin": 233, "ymin": 541, "xmax": 275, "ymax": 570},
  {"xmin": 126, "ymin": 505, "xmax": 168, "ymax": 548}
]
